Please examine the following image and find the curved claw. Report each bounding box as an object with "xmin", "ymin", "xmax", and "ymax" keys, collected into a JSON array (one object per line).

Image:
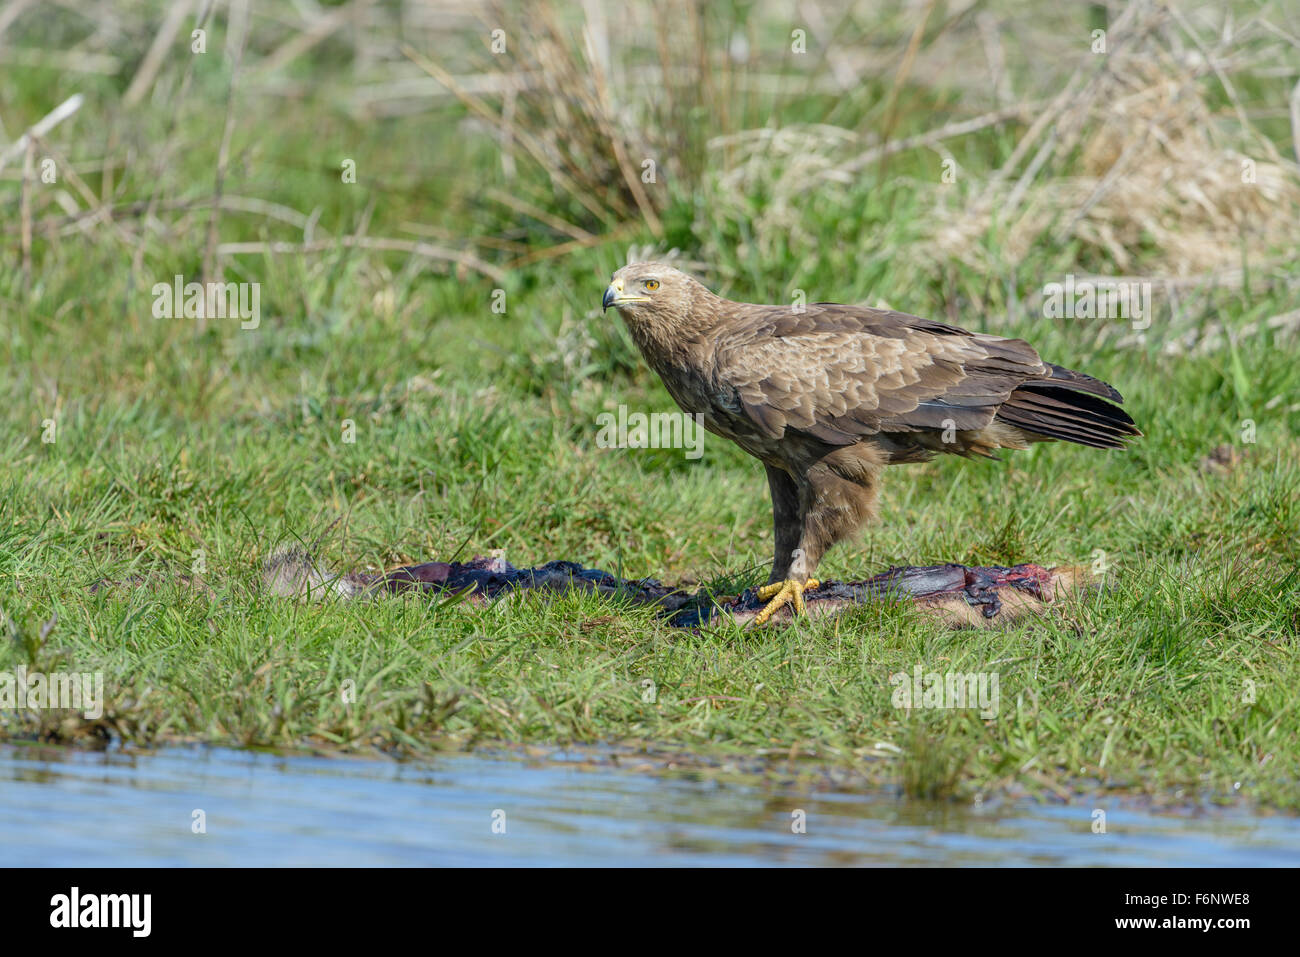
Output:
[{"xmin": 753, "ymin": 578, "xmax": 820, "ymax": 625}]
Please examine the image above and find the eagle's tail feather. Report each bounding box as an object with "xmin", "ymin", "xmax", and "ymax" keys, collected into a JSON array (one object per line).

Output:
[
  {"xmin": 997, "ymin": 369, "xmax": 1141, "ymax": 450},
  {"xmin": 1033, "ymin": 362, "xmax": 1126, "ymax": 402}
]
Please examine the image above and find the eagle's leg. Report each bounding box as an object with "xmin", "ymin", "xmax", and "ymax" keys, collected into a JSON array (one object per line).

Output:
[
  {"xmin": 754, "ymin": 464, "xmax": 821, "ymax": 625},
  {"xmin": 764, "ymin": 464, "xmax": 801, "ymax": 583},
  {"xmin": 753, "ymin": 451, "xmax": 882, "ymax": 625}
]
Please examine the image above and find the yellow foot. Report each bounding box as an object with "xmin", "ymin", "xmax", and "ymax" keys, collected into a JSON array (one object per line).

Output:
[{"xmin": 753, "ymin": 578, "xmax": 821, "ymax": 625}]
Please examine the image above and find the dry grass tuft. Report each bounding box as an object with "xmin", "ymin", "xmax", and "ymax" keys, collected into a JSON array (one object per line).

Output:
[
  {"xmin": 925, "ymin": 5, "xmax": 1300, "ymax": 279},
  {"xmin": 408, "ymin": 0, "xmax": 740, "ymax": 238},
  {"xmin": 703, "ymin": 125, "xmax": 857, "ymax": 263}
]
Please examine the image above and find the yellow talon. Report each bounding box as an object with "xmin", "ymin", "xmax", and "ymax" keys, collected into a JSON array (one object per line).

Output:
[{"xmin": 753, "ymin": 578, "xmax": 820, "ymax": 625}]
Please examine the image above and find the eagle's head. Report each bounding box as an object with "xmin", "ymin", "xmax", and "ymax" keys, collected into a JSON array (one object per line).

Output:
[{"xmin": 602, "ymin": 262, "xmax": 706, "ymax": 322}]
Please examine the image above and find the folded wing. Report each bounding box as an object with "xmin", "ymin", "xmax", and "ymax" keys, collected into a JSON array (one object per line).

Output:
[{"xmin": 715, "ymin": 303, "xmax": 1139, "ymax": 449}]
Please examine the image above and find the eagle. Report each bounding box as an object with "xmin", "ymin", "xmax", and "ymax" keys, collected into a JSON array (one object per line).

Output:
[{"xmin": 602, "ymin": 263, "xmax": 1141, "ymax": 624}]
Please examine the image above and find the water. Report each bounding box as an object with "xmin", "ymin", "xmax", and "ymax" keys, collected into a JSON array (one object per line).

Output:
[{"xmin": 1, "ymin": 743, "xmax": 1296, "ymax": 866}]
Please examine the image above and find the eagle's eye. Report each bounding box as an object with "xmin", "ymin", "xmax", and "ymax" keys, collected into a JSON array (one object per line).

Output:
[{"xmin": 643, "ymin": 279, "xmax": 659, "ymax": 291}]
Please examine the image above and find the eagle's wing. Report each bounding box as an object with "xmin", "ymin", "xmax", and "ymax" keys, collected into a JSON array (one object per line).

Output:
[{"xmin": 713, "ymin": 303, "xmax": 1054, "ymax": 445}]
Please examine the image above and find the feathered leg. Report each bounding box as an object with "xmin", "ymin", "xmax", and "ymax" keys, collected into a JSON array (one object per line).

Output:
[{"xmin": 755, "ymin": 448, "xmax": 883, "ymax": 625}]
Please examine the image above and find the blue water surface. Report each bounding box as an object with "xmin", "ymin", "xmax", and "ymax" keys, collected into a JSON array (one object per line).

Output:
[{"xmin": 1, "ymin": 744, "xmax": 1296, "ymax": 866}]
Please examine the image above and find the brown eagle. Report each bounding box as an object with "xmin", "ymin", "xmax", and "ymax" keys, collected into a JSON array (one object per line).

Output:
[{"xmin": 603, "ymin": 262, "xmax": 1141, "ymax": 624}]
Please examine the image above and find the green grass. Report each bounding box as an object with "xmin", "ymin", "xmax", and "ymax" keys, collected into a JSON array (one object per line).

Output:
[{"xmin": 1, "ymin": 0, "xmax": 1298, "ymax": 810}]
